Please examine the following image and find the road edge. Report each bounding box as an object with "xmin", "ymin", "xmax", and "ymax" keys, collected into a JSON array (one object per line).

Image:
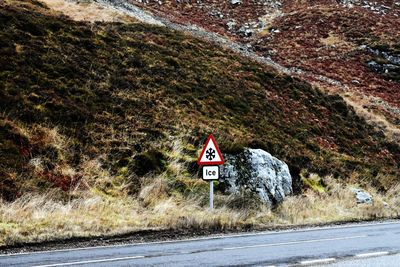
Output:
[{"xmin": 1, "ymin": 217, "xmax": 399, "ymax": 255}]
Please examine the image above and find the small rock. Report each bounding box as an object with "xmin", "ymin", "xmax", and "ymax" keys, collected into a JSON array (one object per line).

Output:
[
  {"xmin": 230, "ymin": 0, "xmax": 242, "ymax": 5},
  {"xmin": 227, "ymin": 21, "xmax": 237, "ymax": 31},
  {"xmin": 238, "ymin": 26, "xmax": 253, "ymax": 37}
]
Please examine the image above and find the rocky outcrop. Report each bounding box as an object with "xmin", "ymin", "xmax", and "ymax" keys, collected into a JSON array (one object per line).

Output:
[
  {"xmin": 96, "ymin": 0, "xmax": 164, "ymax": 26},
  {"xmin": 220, "ymin": 148, "xmax": 292, "ymax": 205}
]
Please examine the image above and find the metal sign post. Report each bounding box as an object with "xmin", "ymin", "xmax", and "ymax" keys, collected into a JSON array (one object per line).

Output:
[
  {"xmin": 198, "ymin": 134, "xmax": 224, "ymax": 211},
  {"xmin": 209, "ymin": 180, "xmax": 214, "ymax": 209}
]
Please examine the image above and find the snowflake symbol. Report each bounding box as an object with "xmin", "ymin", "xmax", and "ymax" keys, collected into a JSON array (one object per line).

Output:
[{"xmin": 206, "ymin": 148, "xmax": 216, "ymax": 161}]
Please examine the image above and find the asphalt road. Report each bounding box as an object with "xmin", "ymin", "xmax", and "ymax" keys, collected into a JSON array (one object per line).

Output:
[{"xmin": 1, "ymin": 221, "xmax": 400, "ymax": 267}]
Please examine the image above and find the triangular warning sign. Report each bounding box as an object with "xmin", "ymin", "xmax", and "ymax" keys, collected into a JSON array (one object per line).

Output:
[{"xmin": 197, "ymin": 134, "xmax": 224, "ymax": 165}]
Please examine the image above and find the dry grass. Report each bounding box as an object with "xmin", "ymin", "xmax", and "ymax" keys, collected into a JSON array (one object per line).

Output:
[
  {"xmin": 39, "ymin": 0, "xmax": 137, "ymax": 23},
  {"xmin": 0, "ymin": 192, "xmax": 144, "ymax": 246},
  {"xmin": 275, "ymin": 176, "xmax": 397, "ymax": 225},
  {"xmin": 0, "ymin": 175, "xmax": 398, "ymax": 247},
  {"xmin": 0, "ymin": 189, "xmax": 246, "ymax": 246},
  {"xmin": 342, "ymin": 93, "xmax": 400, "ymax": 143},
  {"xmin": 320, "ymin": 32, "xmax": 354, "ymax": 49}
]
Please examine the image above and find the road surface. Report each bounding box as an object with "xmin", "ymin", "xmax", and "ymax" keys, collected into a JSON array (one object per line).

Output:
[
  {"xmin": 1, "ymin": 221, "xmax": 399, "ymax": 266},
  {"xmin": 322, "ymin": 253, "xmax": 400, "ymax": 267}
]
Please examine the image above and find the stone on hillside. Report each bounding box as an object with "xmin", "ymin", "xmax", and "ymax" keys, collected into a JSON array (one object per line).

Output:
[
  {"xmin": 230, "ymin": 0, "xmax": 242, "ymax": 5},
  {"xmin": 351, "ymin": 188, "xmax": 373, "ymax": 204},
  {"xmin": 238, "ymin": 26, "xmax": 253, "ymax": 37},
  {"xmin": 227, "ymin": 20, "xmax": 237, "ymax": 31},
  {"xmin": 220, "ymin": 148, "xmax": 292, "ymax": 205}
]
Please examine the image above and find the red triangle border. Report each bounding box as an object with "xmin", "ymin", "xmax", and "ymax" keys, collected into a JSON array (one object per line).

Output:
[{"xmin": 197, "ymin": 134, "xmax": 225, "ymax": 165}]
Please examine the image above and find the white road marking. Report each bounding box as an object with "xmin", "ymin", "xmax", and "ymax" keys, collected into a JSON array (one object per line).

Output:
[
  {"xmin": 1, "ymin": 220, "xmax": 398, "ymax": 258},
  {"xmin": 355, "ymin": 251, "xmax": 389, "ymax": 258},
  {"xmin": 222, "ymin": 235, "xmax": 367, "ymax": 250},
  {"xmin": 31, "ymin": 255, "xmax": 144, "ymax": 267},
  {"xmin": 300, "ymin": 258, "xmax": 336, "ymax": 265}
]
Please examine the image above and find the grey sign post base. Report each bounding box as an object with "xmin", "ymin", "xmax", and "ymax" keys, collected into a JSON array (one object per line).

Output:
[{"xmin": 209, "ymin": 181, "xmax": 214, "ymax": 210}]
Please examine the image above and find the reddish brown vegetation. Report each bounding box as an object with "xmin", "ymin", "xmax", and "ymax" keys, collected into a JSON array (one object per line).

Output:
[
  {"xmin": 261, "ymin": 6, "xmax": 400, "ymax": 107},
  {"xmin": 132, "ymin": 0, "xmax": 400, "ymax": 121}
]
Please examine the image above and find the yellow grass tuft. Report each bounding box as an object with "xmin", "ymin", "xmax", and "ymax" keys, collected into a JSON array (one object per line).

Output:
[{"xmin": 320, "ymin": 32, "xmax": 354, "ymax": 48}]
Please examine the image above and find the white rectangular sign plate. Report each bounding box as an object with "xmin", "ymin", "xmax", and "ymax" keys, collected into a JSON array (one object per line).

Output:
[{"xmin": 202, "ymin": 166, "xmax": 219, "ymax": 180}]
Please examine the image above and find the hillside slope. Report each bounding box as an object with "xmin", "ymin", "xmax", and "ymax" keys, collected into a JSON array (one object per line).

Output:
[
  {"xmin": 0, "ymin": 0, "xmax": 399, "ymax": 203},
  {"xmin": 123, "ymin": 0, "xmax": 400, "ymax": 141}
]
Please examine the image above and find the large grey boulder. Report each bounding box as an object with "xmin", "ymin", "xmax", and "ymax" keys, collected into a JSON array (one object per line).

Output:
[
  {"xmin": 220, "ymin": 148, "xmax": 292, "ymax": 205},
  {"xmin": 351, "ymin": 188, "xmax": 373, "ymax": 204}
]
